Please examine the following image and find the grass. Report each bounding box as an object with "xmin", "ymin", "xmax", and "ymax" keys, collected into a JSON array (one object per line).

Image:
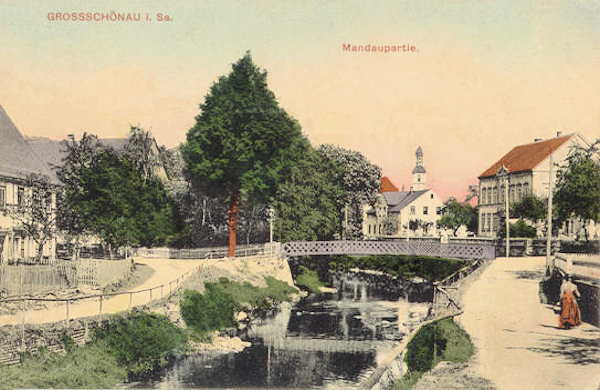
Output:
[
  {"xmin": 0, "ymin": 342, "xmax": 127, "ymax": 390},
  {"xmin": 209, "ymin": 276, "xmax": 298, "ymax": 309},
  {"xmin": 295, "ymin": 266, "xmax": 323, "ymax": 293},
  {"xmin": 394, "ymin": 317, "xmax": 474, "ymax": 390}
]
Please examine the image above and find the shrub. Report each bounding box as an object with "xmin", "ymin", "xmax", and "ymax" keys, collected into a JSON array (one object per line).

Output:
[
  {"xmin": 405, "ymin": 322, "xmax": 445, "ymax": 372},
  {"xmin": 94, "ymin": 311, "xmax": 188, "ymax": 375},
  {"xmin": 295, "ymin": 266, "xmax": 323, "ymax": 293},
  {"xmin": 180, "ymin": 287, "xmax": 237, "ymax": 333}
]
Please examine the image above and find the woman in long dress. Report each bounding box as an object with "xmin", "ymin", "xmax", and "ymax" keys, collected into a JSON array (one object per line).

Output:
[{"xmin": 558, "ymin": 275, "xmax": 581, "ymax": 329}]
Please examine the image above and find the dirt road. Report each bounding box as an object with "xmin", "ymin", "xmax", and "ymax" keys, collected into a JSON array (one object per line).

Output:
[{"xmin": 459, "ymin": 256, "xmax": 600, "ymax": 389}]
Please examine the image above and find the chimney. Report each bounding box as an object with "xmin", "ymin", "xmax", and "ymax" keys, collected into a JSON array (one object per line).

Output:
[
  {"xmin": 534, "ymin": 138, "xmax": 543, "ymax": 142},
  {"xmin": 556, "ymin": 131, "xmax": 562, "ymax": 137}
]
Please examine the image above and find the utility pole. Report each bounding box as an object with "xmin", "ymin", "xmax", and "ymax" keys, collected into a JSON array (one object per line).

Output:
[
  {"xmin": 504, "ymin": 170, "xmax": 510, "ymax": 257},
  {"xmin": 546, "ymin": 153, "xmax": 553, "ymax": 274}
]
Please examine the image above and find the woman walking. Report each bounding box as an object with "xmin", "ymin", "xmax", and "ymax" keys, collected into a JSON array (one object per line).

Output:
[{"xmin": 558, "ymin": 275, "xmax": 581, "ymax": 329}]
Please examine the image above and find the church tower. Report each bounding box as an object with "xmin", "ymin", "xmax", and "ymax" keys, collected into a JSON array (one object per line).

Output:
[{"xmin": 411, "ymin": 146, "xmax": 426, "ymax": 191}]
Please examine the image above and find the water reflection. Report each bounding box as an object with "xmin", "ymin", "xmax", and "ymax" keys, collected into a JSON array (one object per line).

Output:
[{"xmin": 134, "ymin": 273, "xmax": 429, "ymax": 389}]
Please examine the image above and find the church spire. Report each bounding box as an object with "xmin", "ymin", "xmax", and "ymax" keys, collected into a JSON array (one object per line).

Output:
[{"xmin": 411, "ymin": 146, "xmax": 426, "ymax": 191}]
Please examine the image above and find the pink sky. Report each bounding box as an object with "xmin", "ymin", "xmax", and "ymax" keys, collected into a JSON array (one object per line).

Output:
[{"xmin": 1, "ymin": 1, "xmax": 599, "ymax": 201}]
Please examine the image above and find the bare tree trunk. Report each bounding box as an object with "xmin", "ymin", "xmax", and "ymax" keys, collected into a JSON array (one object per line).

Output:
[{"xmin": 228, "ymin": 192, "xmax": 239, "ymax": 258}]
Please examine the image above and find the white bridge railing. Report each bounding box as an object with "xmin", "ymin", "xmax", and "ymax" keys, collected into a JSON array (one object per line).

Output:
[
  {"xmin": 554, "ymin": 253, "xmax": 600, "ymax": 282},
  {"xmin": 281, "ymin": 240, "xmax": 496, "ymax": 260}
]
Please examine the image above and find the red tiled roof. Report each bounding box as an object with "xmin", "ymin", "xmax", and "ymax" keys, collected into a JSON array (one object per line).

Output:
[
  {"xmin": 380, "ymin": 176, "xmax": 399, "ymax": 192},
  {"xmin": 478, "ymin": 135, "xmax": 572, "ymax": 178}
]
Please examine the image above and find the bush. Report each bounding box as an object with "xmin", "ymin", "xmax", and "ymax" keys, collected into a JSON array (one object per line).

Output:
[
  {"xmin": 180, "ymin": 286, "xmax": 237, "ymax": 333},
  {"xmin": 510, "ymin": 219, "xmax": 537, "ymax": 238},
  {"xmin": 295, "ymin": 266, "xmax": 323, "ymax": 293},
  {"xmin": 0, "ymin": 343, "xmax": 126, "ymax": 390},
  {"xmin": 94, "ymin": 311, "xmax": 188, "ymax": 375},
  {"xmin": 405, "ymin": 322, "xmax": 445, "ymax": 372}
]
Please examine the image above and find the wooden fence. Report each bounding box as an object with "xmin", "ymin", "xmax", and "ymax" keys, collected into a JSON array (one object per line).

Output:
[
  {"xmin": 0, "ymin": 259, "xmax": 133, "ymax": 297},
  {"xmin": 135, "ymin": 242, "xmax": 280, "ymax": 260},
  {"xmin": 0, "ymin": 263, "xmax": 73, "ymax": 297},
  {"xmin": 554, "ymin": 253, "xmax": 600, "ymax": 282}
]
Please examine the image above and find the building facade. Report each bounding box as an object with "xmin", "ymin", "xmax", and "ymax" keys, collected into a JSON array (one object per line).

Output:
[
  {"xmin": 477, "ymin": 132, "xmax": 594, "ymax": 237},
  {"xmin": 0, "ymin": 105, "xmax": 59, "ymax": 262},
  {"xmin": 363, "ymin": 147, "xmax": 443, "ymax": 238}
]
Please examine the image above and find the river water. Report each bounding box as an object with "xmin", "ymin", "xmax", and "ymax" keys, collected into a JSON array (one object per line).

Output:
[{"xmin": 133, "ymin": 273, "xmax": 430, "ymax": 389}]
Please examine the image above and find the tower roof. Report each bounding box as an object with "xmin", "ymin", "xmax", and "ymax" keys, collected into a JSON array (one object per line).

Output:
[{"xmin": 416, "ymin": 146, "xmax": 423, "ymax": 156}]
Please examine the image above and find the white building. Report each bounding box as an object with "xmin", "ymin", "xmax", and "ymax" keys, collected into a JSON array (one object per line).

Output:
[
  {"xmin": 0, "ymin": 105, "xmax": 59, "ymax": 262},
  {"xmin": 363, "ymin": 147, "xmax": 444, "ymax": 238},
  {"xmin": 477, "ymin": 132, "xmax": 597, "ymax": 238}
]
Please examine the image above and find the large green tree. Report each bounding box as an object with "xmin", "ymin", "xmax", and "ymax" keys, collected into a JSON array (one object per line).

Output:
[
  {"xmin": 72, "ymin": 149, "xmax": 181, "ymax": 257},
  {"xmin": 318, "ymin": 144, "xmax": 381, "ymax": 239},
  {"xmin": 274, "ymin": 148, "xmax": 346, "ymax": 242},
  {"xmin": 554, "ymin": 142, "xmax": 600, "ymax": 240},
  {"xmin": 182, "ymin": 53, "xmax": 307, "ymax": 256},
  {"xmin": 436, "ymin": 198, "xmax": 478, "ymax": 236}
]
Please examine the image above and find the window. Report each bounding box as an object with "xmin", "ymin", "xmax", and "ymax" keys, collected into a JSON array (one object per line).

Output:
[
  {"xmin": 423, "ymin": 206, "xmax": 428, "ymax": 215},
  {"xmin": 481, "ymin": 188, "xmax": 486, "ymax": 204},
  {"xmin": 0, "ymin": 186, "xmax": 5, "ymax": 208},
  {"xmin": 492, "ymin": 187, "xmax": 497, "ymax": 203},
  {"xmin": 430, "ymin": 193, "xmax": 433, "ymax": 199},
  {"xmin": 436, "ymin": 206, "xmax": 442, "ymax": 215},
  {"xmin": 523, "ymin": 183, "xmax": 529, "ymax": 195},
  {"xmin": 482, "ymin": 214, "xmax": 487, "ymax": 232},
  {"xmin": 517, "ymin": 184, "xmax": 522, "ymax": 201},
  {"xmin": 410, "ymin": 206, "xmax": 416, "ymax": 215},
  {"xmin": 487, "ymin": 188, "xmax": 492, "ymax": 204},
  {"xmin": 368, "ymin": 225, "xmax": 371, "ymax": 234},
  {"xmin": 17, "ymin": 186, "xmax": 24, "ymax": 206},
  {"xmin": 486, "ymin": 213, "xmax": 491, "ymax": 231}
]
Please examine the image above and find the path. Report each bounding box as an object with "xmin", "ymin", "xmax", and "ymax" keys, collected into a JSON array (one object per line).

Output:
[
  {"xmin": 459, "ymin": 256, "xmax": 600, "ymax": 390},
  {"xmin": 0, "ymin": 258, "xmax": 204, "ymax": 326}
]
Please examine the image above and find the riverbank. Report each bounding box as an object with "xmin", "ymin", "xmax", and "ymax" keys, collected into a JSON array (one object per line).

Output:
[
  {"xmin": 394, "ymin": 259, "xmax": 496, "ymax": 390},
  {"xmin": 0, "ymin": 255, "xmax": 299, "ymax": 390}
]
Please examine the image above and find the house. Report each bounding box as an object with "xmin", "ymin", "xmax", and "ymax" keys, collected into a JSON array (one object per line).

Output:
[
  {"xmin": 27, "ymin": 135, "xmax": 170, "ymax": 182},
  {"xmin": 363, "ymin": 147, "xmax": 444, "ymax": 238},
  {"xmin": 477, "ymin": 132, "xmax": 595, "ymax": 238},
  {"xmin": 0, "ymin": 105, "xmax": 60, "ymax": 262}
]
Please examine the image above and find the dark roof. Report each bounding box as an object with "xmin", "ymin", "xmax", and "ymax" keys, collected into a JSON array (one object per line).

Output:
[
  {"xmin": 380, "ymin": 176, "xmax": 399, "ymax": 192},
  {"xmin": 0, "ymin": 105, "xmax": 60, "ymax": 184},
  {"xmin": 412, "ymin": 165, "xmax": 426, "ymax": 174},
  {"xmin": 26, "ymin": 137, "xmax": 68, "ymax": 172},
  {"xmin": 98, "ymin": 138, "xmax": 127, "ymax": 151},
  {"xmin": 367, "ymin": 189, "xmax": 429, "ymax": 215},
  {"xmin": 389, "ymin": 190, "xmax": 428, "ymax": 212},
  {"xmin": 478, "ymin": 135, "xmax": 572, "ymax": 178}
]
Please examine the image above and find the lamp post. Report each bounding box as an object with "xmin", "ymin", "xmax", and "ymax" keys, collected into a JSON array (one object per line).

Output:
[
  {"xmin": 498, "ymin": 166, "xmax": 510, "ymax": 258},
  {"xmin": 546, "ymin": 153, "xmax": 553, "ymax": 274},
  {"xmin": 267, "ymin": 206, "xmax": 275, "ymax": 244}
]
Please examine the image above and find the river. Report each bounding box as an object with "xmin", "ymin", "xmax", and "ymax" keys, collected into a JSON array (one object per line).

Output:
[{"xmin": 132, "ymin": 272, "xmax": 430, "ymax": 389}]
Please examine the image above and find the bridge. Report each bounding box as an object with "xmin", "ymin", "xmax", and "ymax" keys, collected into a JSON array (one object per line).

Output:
[{"xmin": 281, "ymin": 240, "xmax": 496, "ymax": 261}]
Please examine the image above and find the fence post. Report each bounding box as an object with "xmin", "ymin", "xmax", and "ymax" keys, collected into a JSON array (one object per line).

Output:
[
  {"xmin": 149, "ymin": 288, "xmax": 152, "ymax": 302},
  {"xmin": 169, "ymin": 281, "xmax": 172, "ymax": 295},
  {"xmin": 65, "ymin": 299, "xmax": 70, "ymax": 329},
  {"xmin": 129, "ymin": 292, "xmax": 133, "ymax": 310},
  {"xmin": 98, "ymin": 295, "xmax": 103, "ymax": 320},
  {"xmin": 21, "ymin": 298, "xmax": 26, "ymax": 355},
  {"xmin": 161, "ymin": 285, "xmax": 164, "ymax": 300}
]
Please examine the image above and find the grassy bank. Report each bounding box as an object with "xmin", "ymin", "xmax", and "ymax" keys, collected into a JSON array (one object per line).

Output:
[
  {"xmin": 0, "ymin": 311, "xmax": 187, "ymax": 390},
  {"xmin": 0, "ymin": 277, "xmax": 297, "ymax": 390},
  {"xmin": 181, "ymin": 276, "xmax": 297, "ymax": 337},
  {"xmin": 394, "ymin": 317, "xmax": 474, "ymax": 390}
]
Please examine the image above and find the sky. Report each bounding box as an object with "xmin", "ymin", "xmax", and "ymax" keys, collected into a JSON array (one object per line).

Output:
[{"xmin": 1, "ymin": 0, "xmax": 599, "ymax": 201}]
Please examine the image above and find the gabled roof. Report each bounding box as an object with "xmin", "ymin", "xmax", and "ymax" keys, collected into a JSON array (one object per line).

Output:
[
  {"xmin": 380, "ymin": 176, "xmax": 399, "ymax": 192},
  {"xmin": 389, "ymin": 189, "xmax": 429, "ymax": 212},
  {"xmin": 478, "ymin": 135, "xmax": 573, "ymax": 178},
  {"xmin": 0, "ymin": 105, "xmax": 60, "ymax": 184},
  {"xmin": 367, "ymin": 189, "xmax": 430, "ymax": 215},
  {"xmin": 26, "ymin": 137, "xmax": 68, "ymax": 172}
]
